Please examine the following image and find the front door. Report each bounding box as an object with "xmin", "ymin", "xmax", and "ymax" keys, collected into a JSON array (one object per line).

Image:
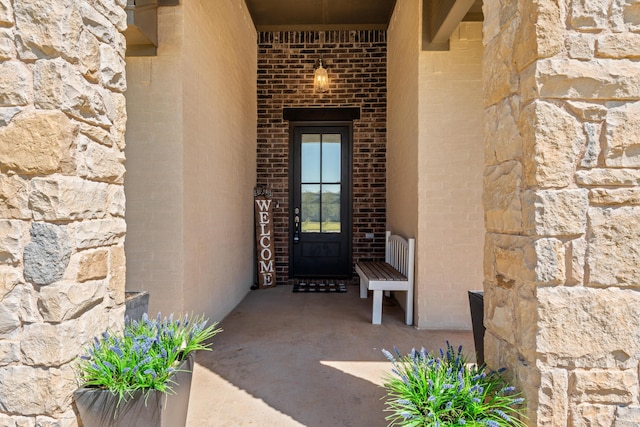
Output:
[{"xmin": 290, "ymin": 125, "xmax": 352, "ymax": 278}]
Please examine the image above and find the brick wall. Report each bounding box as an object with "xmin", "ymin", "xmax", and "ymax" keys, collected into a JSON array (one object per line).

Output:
[{"xmin": 257, "ymin": 31, "xmax": 387, "ymax": 284}]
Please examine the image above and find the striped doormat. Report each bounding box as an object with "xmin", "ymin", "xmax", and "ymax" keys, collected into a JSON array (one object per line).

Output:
[{"xmin": 293, "ymin": 282, "xmax": 347, "ymax": 293}]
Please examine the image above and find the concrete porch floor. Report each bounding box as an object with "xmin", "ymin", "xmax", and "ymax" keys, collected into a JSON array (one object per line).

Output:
[{"xmin": 186, "ymin": 285, "xmax": 474, "ymax": 426}]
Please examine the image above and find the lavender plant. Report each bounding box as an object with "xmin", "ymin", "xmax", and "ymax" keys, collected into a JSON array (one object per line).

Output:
[
  {"xmin": 77, "ymin": 312, "xmax": 221, "ymax": 404},
  {"xmin": 382, "ymin": 342, "xmax": 526, "ymax": 427}
]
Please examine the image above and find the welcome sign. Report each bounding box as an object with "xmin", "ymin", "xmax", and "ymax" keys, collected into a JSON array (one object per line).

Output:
[{"xmin": 254, "ymin": 189, "xmax": 276, "ymax": 288}]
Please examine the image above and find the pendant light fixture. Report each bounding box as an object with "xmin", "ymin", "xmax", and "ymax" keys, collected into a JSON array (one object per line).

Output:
[{"xmin": 314, "ymin": 58, "xmax": 329, "ymax": 93}]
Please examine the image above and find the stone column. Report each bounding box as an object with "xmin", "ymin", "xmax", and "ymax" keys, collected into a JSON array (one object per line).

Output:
[
  {"xmin": 0, "ymin": 0, "xmax": 127, "ymax": 424},
  {"xmin": 483, "ymin": 0, "xmax": 640, "ymax": 424}
]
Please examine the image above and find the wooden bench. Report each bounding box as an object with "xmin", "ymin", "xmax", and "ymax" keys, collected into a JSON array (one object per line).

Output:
[{"xmin": 356, "ymin": 231, "xmax": 415, "ymax": 325}]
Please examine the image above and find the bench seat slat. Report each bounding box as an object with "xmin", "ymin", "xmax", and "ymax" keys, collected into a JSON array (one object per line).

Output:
[{"xmin": 357, "ymin": 261, "xmax": 407, "ymax": 281}]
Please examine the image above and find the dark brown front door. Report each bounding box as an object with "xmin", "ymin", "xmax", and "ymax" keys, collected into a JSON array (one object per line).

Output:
[{"xmin": 290, "ymin": 124, "xmax": 352, "ymax": 278}]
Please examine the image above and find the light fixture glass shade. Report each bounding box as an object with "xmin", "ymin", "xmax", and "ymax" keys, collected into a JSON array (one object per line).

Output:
[{"xmin": 314, "ymin": 60, "xmax": 329, "ymax": 92}]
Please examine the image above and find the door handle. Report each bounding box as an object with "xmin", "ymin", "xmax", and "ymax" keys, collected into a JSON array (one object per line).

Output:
[{"xmin": 293, "ymin": 207, "xmax": 300, "ymax": 243}]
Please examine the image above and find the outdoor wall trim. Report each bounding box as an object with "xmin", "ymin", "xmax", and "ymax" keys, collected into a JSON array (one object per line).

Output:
[
  {"xmin": 283, "ymin": 107, "xmax": 361, "ymax": 122},
  {"xmin": 124, "ymin": 0, "xmax": 179, "ymax": 57},
  {"xmin": 422, "ymin": 0, "xmax": 475, "ymax": 51},
  {"xmin": 126, "ymin": 44, "xmax": 157, "ymax": 56},
  {"xmin": 124, "ymin": 0, "xmax": 158, "ymax": 56}
]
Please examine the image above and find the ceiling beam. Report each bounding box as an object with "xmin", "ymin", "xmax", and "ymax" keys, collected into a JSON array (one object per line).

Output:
[
  {"xmin": 253, "ymin": 24, "xmax": 390, "ymax": 31},
  {"xmin": 422, "ymin": 0, "xmax": 476, "ymax": 51}
]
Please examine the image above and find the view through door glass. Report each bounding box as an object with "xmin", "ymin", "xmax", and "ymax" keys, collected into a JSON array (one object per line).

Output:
[
  {"xmin": 301, "ymin": 133, "xmax": 341, "ymax": 233},
  {"xmin": 292, "ymin": 126, "xmax": 351, "ymax": 278}
]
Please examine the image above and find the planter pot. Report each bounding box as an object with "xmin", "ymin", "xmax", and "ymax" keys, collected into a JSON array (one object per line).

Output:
[
  {"xmin": 74, "ymin": 354, "xmax": 194, "ymax": 427},
  {"xmin": 124, "ymin": 291, "xmax": 150, "ymax": 322},
  {"xmin": 468, "ymin": 290, "xmax": 485, "ymax": 366}
]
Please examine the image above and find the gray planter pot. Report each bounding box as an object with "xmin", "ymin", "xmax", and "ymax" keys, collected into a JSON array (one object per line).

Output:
[
  {"xmin": 468, "ymin": 290, "xmax": 485, "ymax": 366},
  {"xmin": 74, "ymin": 353, "xmax": 194, "ymax": 427},
  {"xmin": 124, "ymin": 291, "xmax": 150, "ymax": 322}
]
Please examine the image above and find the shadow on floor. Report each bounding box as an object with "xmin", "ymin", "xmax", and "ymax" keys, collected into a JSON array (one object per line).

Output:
[{"xmin": 187, "ymin": 285, "xmax": 474, "ymax": 427}]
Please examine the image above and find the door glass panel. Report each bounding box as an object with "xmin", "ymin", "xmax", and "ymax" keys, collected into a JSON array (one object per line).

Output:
[
  {"xmin": 321, "ymin": 184, "xmax": 341, "ymax": 233},
  {"xmin": 299, "ymin": 132, "xmax": 343, "ymax": 235},
  {"xmin": 322, "ymin": 134, "xmax": 341, "ymax": 183},
  {"xmin": 301, "ymin": 184, "xmax": 320, "ymax": 233},
  {"xmin": 301, "ymin": 134, "xmax": 321, "ymax": 183}
]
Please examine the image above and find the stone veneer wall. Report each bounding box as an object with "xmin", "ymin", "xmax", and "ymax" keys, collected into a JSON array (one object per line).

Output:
[
  {"xmin": 257, "ymin": 31, "xmax": 387, "ymax": 283},
  {"xmin": 0, "ymin": 0, "xmax": 127, "ymax": 424},
  {"xmin": 483, "ymin": 0, "xmax": 640, "ymax": 424}
]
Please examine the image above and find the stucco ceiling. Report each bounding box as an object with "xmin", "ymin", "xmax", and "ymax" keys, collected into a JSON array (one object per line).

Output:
[
  {"xmin": 245, "ymin": 0, "xmax": 483, "ymax": 31},
  {"xmin": 245, "ymin": 0, "xmax": 397, "ymax": 31}
]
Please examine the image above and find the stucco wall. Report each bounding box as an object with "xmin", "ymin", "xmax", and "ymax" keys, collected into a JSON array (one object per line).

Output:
[
  {"xmin": 387, "ymin": 0, "xmax": 420, "ymax": 241},
  {"xmin": 418, "ymin": 23, "xmax": 484, "ymax": 329},
  {"xmin": 181, "ymin": 0, "xmax": 257, "ymax": 318},
  {"xmin": 387, "ymin": 0, "xmax": 421, "ymax": 322},
  {"xmin": 388, "ymin": 0, "xmax": 484, "ymax": 329},
  {"xmin": 125, "ymin": 7, "xmax": 185, "ymax": 312},
  {"xmin": 125, "ymin": 1, "xmax": 257, "ymax": 321}
]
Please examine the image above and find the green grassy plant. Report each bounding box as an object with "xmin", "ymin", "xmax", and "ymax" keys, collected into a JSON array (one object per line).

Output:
[
  {"xmin": 382, "ymin": 343, "xmax": 526, "ymax": 427},
  {"xmin": 77, "ymin": 312, "xmax": 221, "ymax": 404}
]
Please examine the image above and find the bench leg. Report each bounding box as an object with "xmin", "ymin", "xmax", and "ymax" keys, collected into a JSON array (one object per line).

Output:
[
  {"xmin": 405, "ymin": 290, "xmax": 413, "ymax": 326},
  {"xmin": 359, "ymin": 281, "xmax": 367, "ymax": 299},
  {"xmin": 405, "ymin": 295, "xmax": 412, "ymax": 326},
  {"xmin": 372, "ymin": 290, "xmax": 383, "ymax": 324}
]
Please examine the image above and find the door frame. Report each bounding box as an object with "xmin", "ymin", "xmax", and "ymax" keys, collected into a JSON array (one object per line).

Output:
[{"xmin": 288, "ymin": 120, "xmax": 354, "ymax": 279}]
